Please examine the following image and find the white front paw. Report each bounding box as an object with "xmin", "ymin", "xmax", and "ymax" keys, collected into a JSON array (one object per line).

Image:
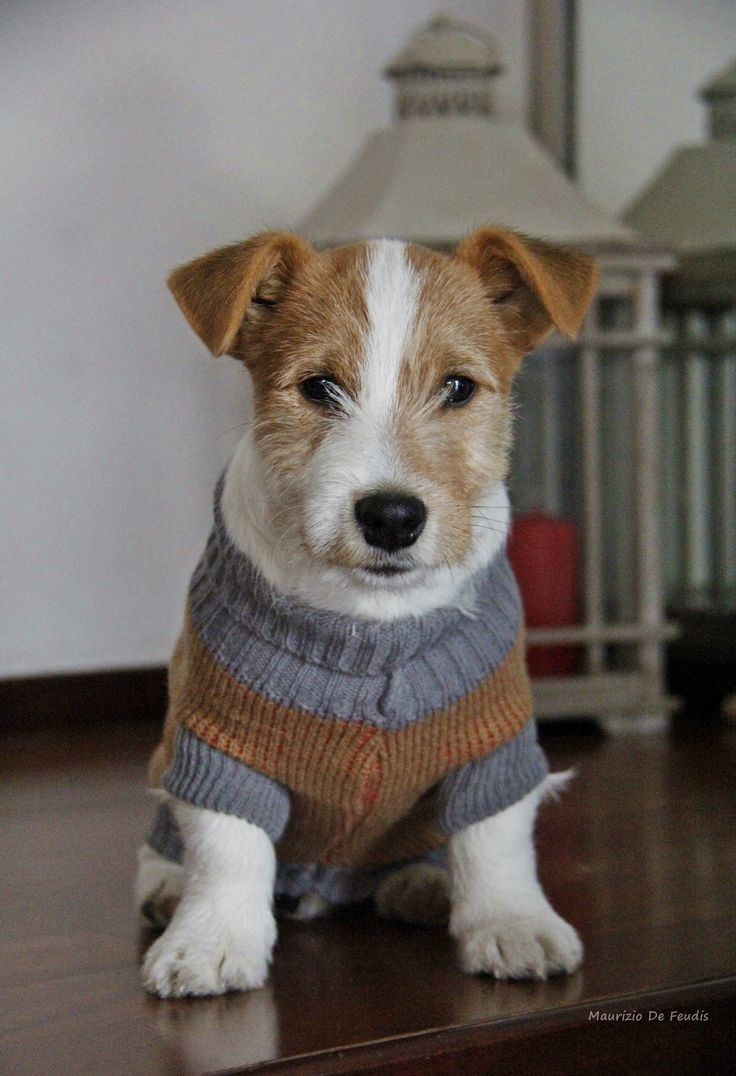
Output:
[
  {"xmin": 452, "ymin": 907, "xmax": 582, "ymax": 980},
  {"xmin": 142, "ymin": 915, "xmax": 276, "ymax": 998}
]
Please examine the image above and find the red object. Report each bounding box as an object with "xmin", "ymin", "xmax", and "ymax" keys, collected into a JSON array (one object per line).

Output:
[{"xmin": 507, "ymin": 513, "xmax": 580, "ymax": 677}]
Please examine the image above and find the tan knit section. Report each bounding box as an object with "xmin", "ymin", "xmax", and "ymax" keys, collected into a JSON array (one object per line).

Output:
[
  {"xmin": 150, "ymin": 611, "xmax": 533, "ymax": 867},
  {"xmin": 148, "ymin": 629, "xmax": 188, "ymax": 789}
]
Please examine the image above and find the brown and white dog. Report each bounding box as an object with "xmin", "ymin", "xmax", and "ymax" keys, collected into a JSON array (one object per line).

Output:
[{"xmin": 137, "ymin": 228, "xmax": 596, "ymax": 997}]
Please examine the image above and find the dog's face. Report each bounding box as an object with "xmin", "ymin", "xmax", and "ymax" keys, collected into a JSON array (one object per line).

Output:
[{"xmin": 169, "ymin": 230, "xmax": 596, "ymax": 594}]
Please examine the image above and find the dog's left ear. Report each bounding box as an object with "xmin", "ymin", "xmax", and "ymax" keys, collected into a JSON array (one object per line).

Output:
[
  {"xmin": 454, "ymin": 228, "xmax": 598, "ymax": 355},
  {"xmin": 167, "ymin": 231, "xmax": 314, "ymax": 357}
]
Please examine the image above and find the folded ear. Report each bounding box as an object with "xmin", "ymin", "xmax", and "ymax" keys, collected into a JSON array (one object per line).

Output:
[
  {"xmin": 167, "ymin": 231, "xmax": 314, "ymax": 356},
  {"xmin": 454, "ymin": 227, "xmax": 598, "ymax": 355}
]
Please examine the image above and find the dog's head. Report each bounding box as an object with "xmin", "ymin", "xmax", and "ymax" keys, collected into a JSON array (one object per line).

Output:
[{"xmin": 169, "ymin": 230, "xmax": 596, "ymax": 601}]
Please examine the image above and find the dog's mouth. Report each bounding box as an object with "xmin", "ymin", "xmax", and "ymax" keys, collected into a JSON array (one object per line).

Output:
[
  {"xmin": 353, "ymin": 557, "xmax": 422, "ymax": 585},
  {"xmin": 362, "ymin": 564, "xmax": 413, "ymax": 577}
]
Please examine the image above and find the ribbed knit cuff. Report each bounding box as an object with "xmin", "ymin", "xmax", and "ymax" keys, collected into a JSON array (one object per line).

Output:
[
  {"xmin": 161, "ymin": 727, "xmax": 291, "ymax": 841},
  {"xmin": 147, "ymin": 802, "xmax": 184, "ymax": 862},
  {"xmin": 436, "ymin": 721, "xmax": 548, "ymax": 834}
]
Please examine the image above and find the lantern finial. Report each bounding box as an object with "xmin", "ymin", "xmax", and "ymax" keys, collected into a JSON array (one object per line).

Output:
[
  {"xmin": 384, "ymin": 15, "xmax": 501, "ymax": 119},
  {"xmin": 699, "ymin": 57, "xmax": 736, "ymax": 140}
]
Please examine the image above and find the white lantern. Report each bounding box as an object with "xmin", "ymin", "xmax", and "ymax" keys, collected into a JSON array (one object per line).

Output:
[
  {"xmin": 626, "ymin": 58, "xmax": 736, "ymax": 615},
  {"xmin": 302, "ymin": 17, "xmax": 676, "ymax": 723},
  {"xmin": 625, "ymin": 57, "xmax": 736, "ymax": 713}
]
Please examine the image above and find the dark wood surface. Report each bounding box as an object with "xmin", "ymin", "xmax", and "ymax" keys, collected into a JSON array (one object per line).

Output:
[{"xmin": 1, "ymin": 717, "xmax": 734, "ymax": 1074}]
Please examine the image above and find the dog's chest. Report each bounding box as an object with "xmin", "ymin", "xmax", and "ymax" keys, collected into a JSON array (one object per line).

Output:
[{"xmin": 154, "ymin": 502, "xmax": 533, "ymax": 866}]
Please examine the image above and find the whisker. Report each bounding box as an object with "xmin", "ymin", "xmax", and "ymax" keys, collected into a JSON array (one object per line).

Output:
[
  {"xmin": 216, "ymin": 421, "xmax": 250, "ymax": 440},
  {"xmin": 471, "ymin": 522, "xmax": 507, "ymax": 536},
  {"xmin": 268, "ymin": 502, "xmax": 302, "ymax": 529},
  {"xmin": 270, "ymin": 517, "xmax": 302, "ymax": 561}
]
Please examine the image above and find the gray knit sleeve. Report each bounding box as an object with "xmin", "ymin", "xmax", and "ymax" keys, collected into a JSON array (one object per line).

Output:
[
  {"xmin": 436, "ymin": 721, "xmax": 548, "ymax": 834},
  {"xmin": 160, "ymin": 727, "xmax": 291, "ymax": 842},
  {"xmin": 147, "ymin": 802, "xmax": 184, "ymax": 862}
]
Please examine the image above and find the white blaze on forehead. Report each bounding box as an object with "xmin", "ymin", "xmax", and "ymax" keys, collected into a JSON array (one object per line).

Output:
[
  {"xmin": 360, "ymin": 240, "xmax": 422, "ymax": 418},
  {"xmin": 302, "ymin": 241, "xmax": 422, "ymax": 556}
]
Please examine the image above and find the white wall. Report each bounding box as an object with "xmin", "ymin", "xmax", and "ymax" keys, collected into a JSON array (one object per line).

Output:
[
  {"xmin": 0, "ymin": 0, "xmax": 529, "ymax": 676},
  {"xmin": 6, "ymin": 0, "xmax": 734, "ymax": 677},
  {"xmin": 578, "ymin": 0, "xmax": 736, "ymax": 215}
]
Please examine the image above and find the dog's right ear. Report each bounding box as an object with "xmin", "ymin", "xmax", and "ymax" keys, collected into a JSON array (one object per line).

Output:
[{"xmin": 167, "ymin": 232, "xmax": 314, "ymax": 357}]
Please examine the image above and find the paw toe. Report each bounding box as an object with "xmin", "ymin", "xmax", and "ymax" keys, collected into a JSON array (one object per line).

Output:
[
  {"xmin": 455, "ymin": 911, "xmax": 582, "ymax": 980},
  {"xmin": 141, "ymin": 929, "xmax": 272, "ymax": 997}
]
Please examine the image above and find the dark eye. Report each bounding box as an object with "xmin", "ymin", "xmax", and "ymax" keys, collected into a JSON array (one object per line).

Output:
[
  {"xmin": 442, "ymin": 375, "xmax": 476, "ymax": 407},
  {"xmin": 300, "ymin": 376, "xmax": 343, "ymax": 408}
]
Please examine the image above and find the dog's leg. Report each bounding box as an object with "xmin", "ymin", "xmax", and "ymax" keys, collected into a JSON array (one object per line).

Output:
[
  {"xmin": 141, "ymin": 801, "xmax": 277, "ymax": 997},
  {"xmin": 449, "ymin": 778, "xmax": 582, "ymax": 980},
  {"xmin": 374, "ymin": 863, "xmax": 451, "ymax": 926},
  {"xmin": 134, "ymin": 843, "xmax": 185, "ymax": 927}
]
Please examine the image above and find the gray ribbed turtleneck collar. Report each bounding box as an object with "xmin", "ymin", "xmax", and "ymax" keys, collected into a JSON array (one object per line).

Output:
[{"xmin": 189, "ymin": 477, "xmax": 522, "ymax": 682}]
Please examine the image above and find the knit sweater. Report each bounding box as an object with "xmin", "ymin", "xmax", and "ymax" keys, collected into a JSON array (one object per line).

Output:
[{"xmin": 147, "ymin": 478, "xmax": 546, "ymax": 903}]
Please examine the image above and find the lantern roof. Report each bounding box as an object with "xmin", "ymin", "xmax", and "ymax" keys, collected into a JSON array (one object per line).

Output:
[
  {"xmin": 302, "ymin": 117, "xmax": 637, "ymax": 250},
  {"xmin": 625, "ymin": 56, "xmax": 736, "ymax": 304},
  {"xmin": 301, "ymin": 17, "xmax": 654, "ymax": 259},
  {"xmin": 625, "ymin": 142, "xmax": 736, "ymax": 254},
  {"xmin": 384, "ymin": 15, "xmax": 501, "ymax": 77}
]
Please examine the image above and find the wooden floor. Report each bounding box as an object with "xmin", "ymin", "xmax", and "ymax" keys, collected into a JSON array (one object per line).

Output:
[{"xmin": 1, "ymin": 717, "xmax": 734, "ymax": 1074}]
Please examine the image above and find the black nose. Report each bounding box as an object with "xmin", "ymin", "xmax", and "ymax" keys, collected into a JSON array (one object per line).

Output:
[{"xmin": 354, "ymin": 493, "xmax": 427, "ymax": 552}]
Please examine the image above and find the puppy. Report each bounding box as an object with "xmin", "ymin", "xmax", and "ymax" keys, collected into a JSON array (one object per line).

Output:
[{"xmin": 137, "ymin": 228, "xmax": 597, "ymax": 998}]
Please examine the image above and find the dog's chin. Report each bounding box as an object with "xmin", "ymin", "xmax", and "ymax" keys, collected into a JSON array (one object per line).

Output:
[
  {"xmin": 312, "ymin": 559, "xmax": 426, "ymax": 591},
  {"xmin": 301, "ymin": 543, "xmax": 425, "ymax": 591},
  {"xmin": 316, "ymin": 554, "xmax": 446, "ymax": 593}
]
